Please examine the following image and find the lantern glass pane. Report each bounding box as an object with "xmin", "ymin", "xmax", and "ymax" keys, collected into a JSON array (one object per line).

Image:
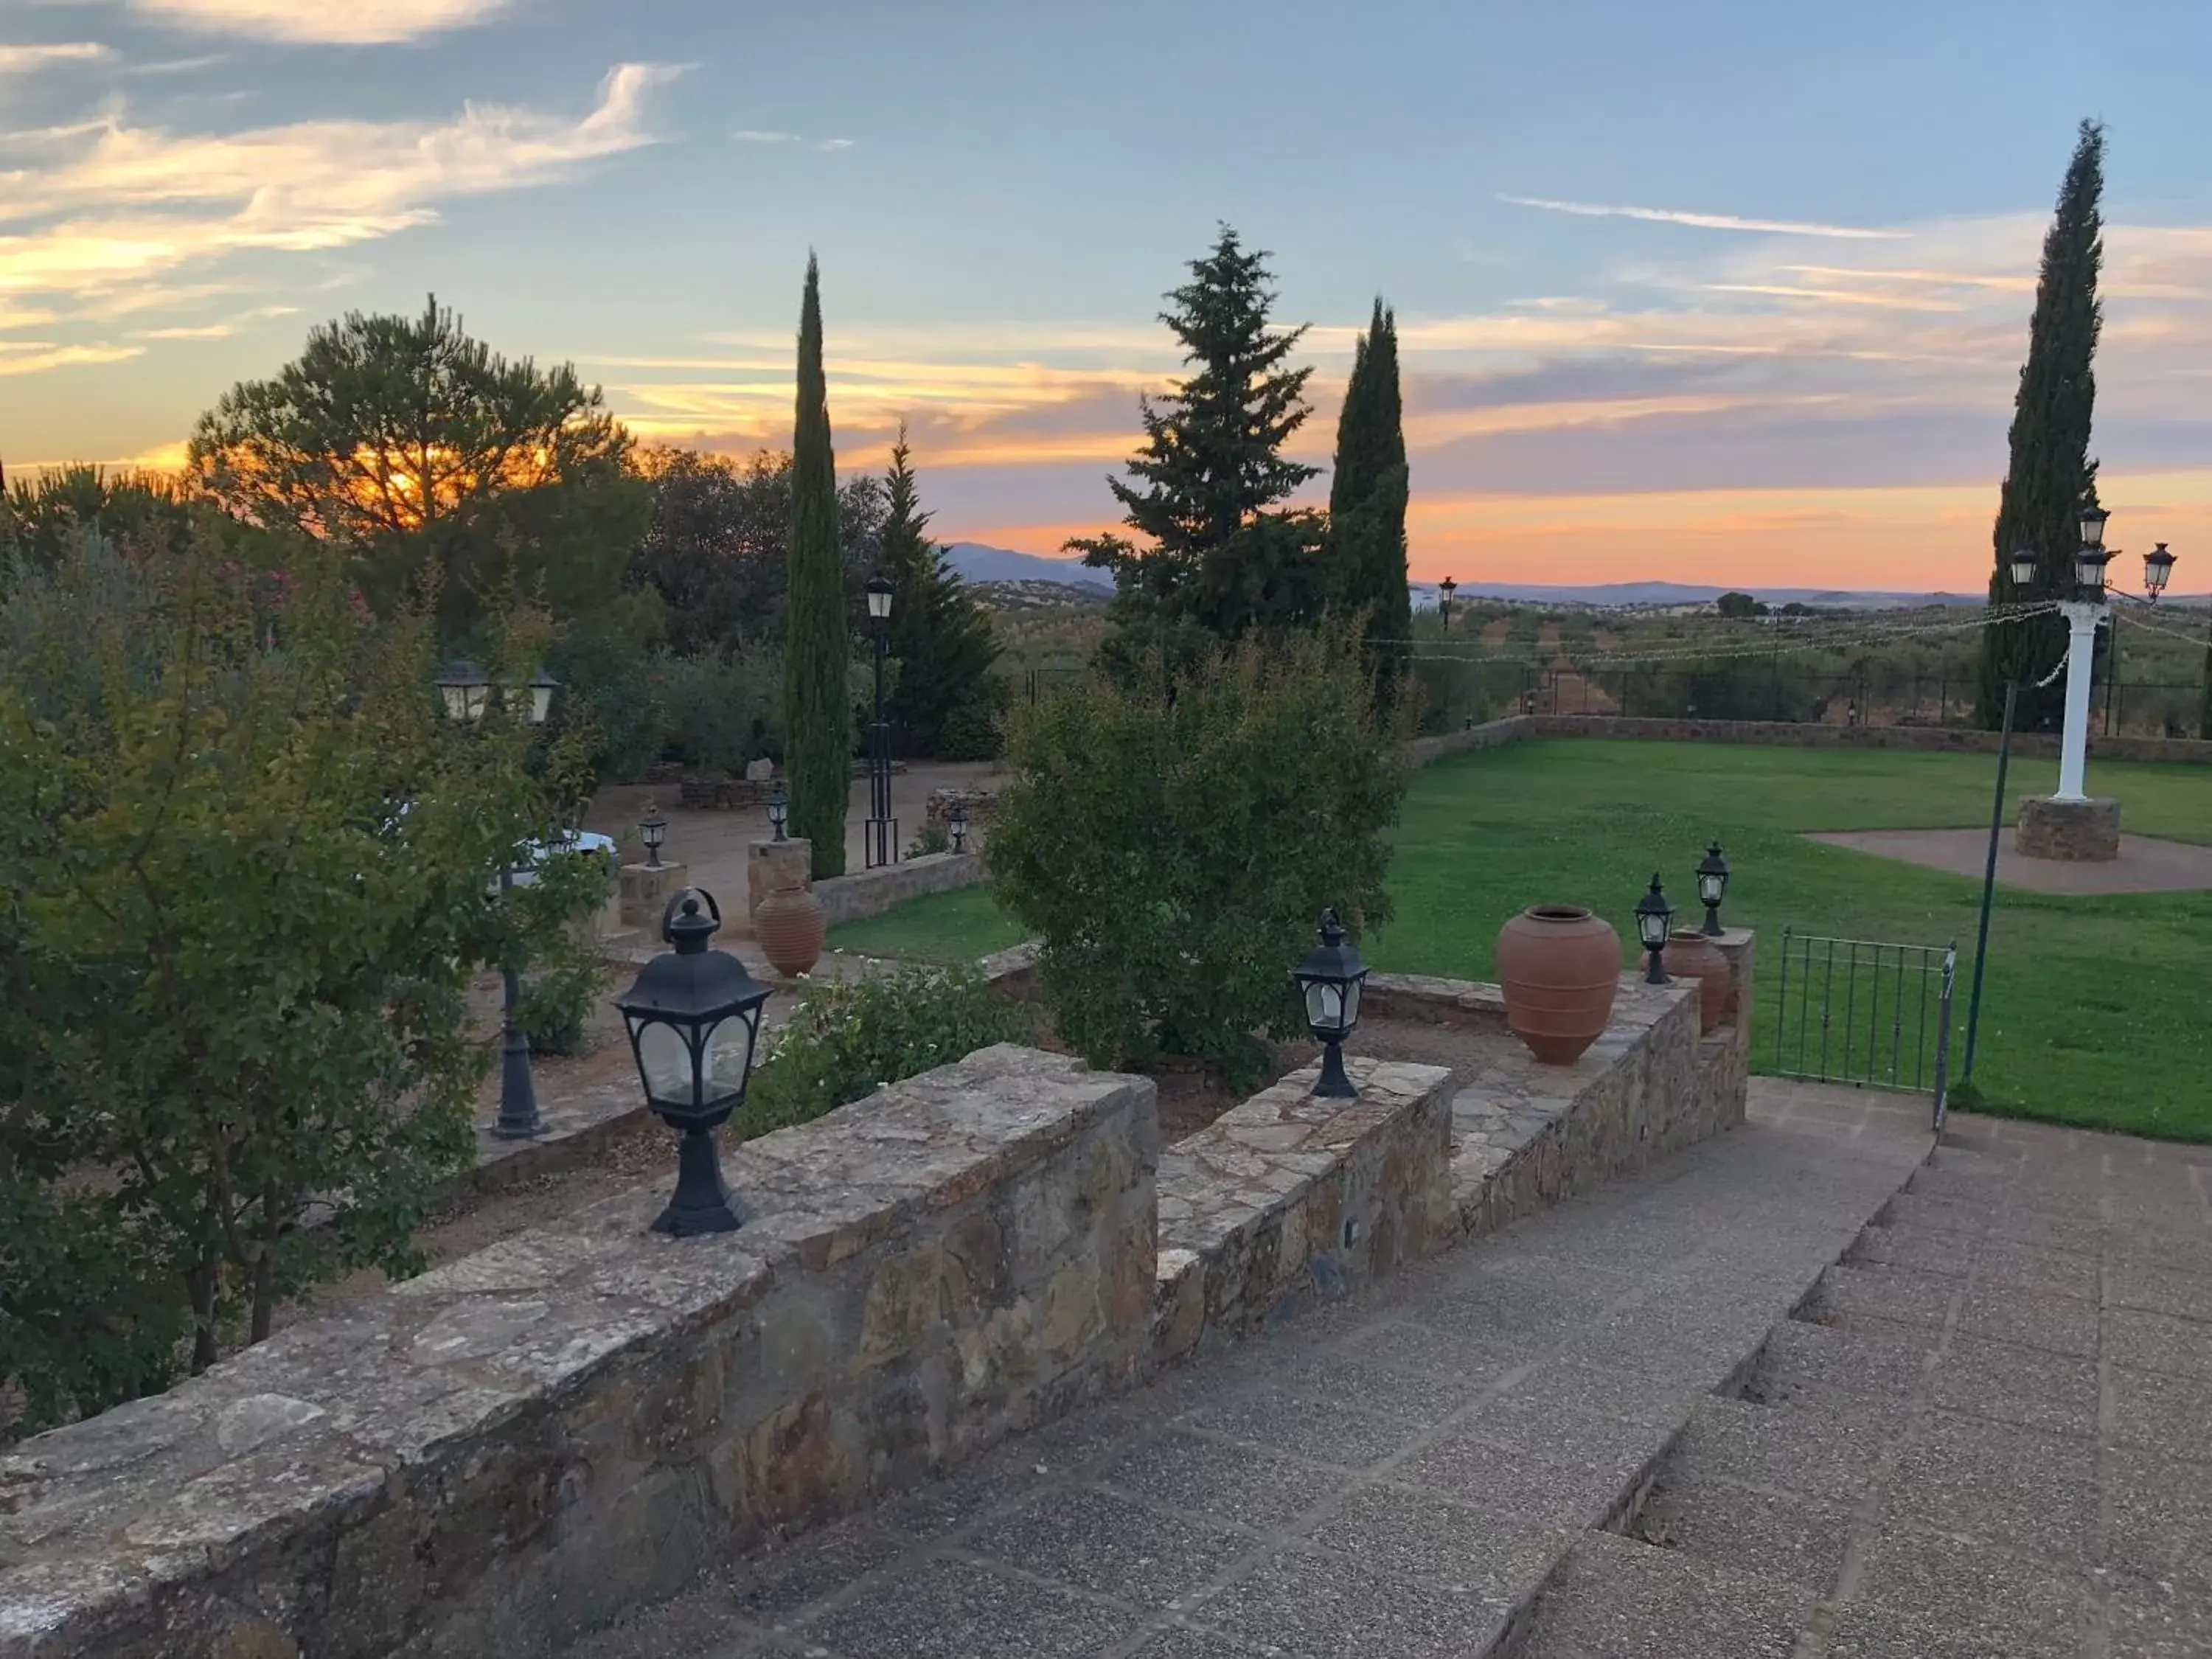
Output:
[
  {"xmin": 529, "ymin": 683, "xmax": 554, "ymax": 725},
  {"xmin": 636, "ymin": 1019, "xmax": 698, "ymax": 1108},
  {"xmin": 1698, "ymin": 872, "xmax": 1724, "ymax": 905},
  {"xmin": 1638, "ymin": 911, "xmax": 1666, "ymax": 948},
  {"xmin": 703, "ymin": 1012, "xmax": 757, "ymax": 1099},
  {"xmin": 1340, "ymin": 976, "xmax": 1362, "ymax": 1029},
  {"xmin": 1304, "ymin": 979, "xmax": 1344, "ymax": 1033},
  {"xmin": 867, "ymin": 588, "xmax": 892, "ymax": 619}
]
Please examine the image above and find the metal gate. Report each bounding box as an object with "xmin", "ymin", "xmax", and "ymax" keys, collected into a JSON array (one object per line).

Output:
[{"xmin": 1773, "ymin": 930, "xmax": 1958, "ymax": 1129}]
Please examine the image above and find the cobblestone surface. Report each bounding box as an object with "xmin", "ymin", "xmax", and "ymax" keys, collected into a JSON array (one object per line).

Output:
[
  {"xmin": 560, "ymin": 1082, "xmax": 1930, "ymax": 1658},
  {"xmin": 1531, "ymin": 1108, "xmax": 2212, "ymax": 1658}
]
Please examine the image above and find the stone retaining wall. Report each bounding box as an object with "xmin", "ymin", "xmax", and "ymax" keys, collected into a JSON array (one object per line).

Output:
[
  {"xmin": 812, "ymin": 850, "xmax": 990, "ymax": 927},
  {"xmin": 1401, "ymin": 712, "xmax": 2212, "ymax": 768},
  {"xmin": 0, "ymin": 1046, "xmax": 1157, "ymax": 1659},
  {"xmin": 1150, "ymin": 1059, "xmax": 1455, "ymax": 1368}
]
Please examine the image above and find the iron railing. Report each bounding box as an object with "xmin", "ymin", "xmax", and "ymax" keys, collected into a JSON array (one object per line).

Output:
[{"xmin": 1773, "ymin": 929, "xmax": 1958, "ymax": 1128}]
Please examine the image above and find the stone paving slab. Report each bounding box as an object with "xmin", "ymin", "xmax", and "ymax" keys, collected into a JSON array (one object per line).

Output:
[
  {"xmin": 1804, "ymin": 825, "xmax": 2212, "ymax": 894},
  {"xmin": 1523, "ymin": 1102, "xmax": 2212, "ymax": 1657},
  {"xmin": 558, "ymin": 1081, "xmax": 1930, "ymax": 1658}
]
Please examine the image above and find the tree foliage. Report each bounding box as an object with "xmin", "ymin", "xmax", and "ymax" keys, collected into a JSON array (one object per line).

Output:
[
  {"xmin": 880, "ymin": 429, "xmax": 1004, "ymax": 758},
  {"xmin": 1, "ymin": 465, "xmax": 200, "ymax": 580},
  {"xmin": 785, "ymin": 257, "xmax": 853, "ymax": 879},
  {"xmin": 1071, "ymin": 226, "xmax": 1328, "ymax": 654},
  {"xmin": 629, "ymin": 445, "xmax": 887, "ymax": 658},
  {"xmin": 1329, "ymin": 299, "xmax": 1412, "ymax": 699},
  {"xmin": 0, "ymin": 533, "xmax": 600, "ymax": 1432},
  {"xmin": 187, "ymin": 296, "xmax": 650, "ymax": 641},
  {"xmin": 1978, "ymin": 121, "xmax": 2106, "ymax": 731},
  {"xmin": 987, "ymin": 625, "xmax": 1404, "ymax": 1087}
]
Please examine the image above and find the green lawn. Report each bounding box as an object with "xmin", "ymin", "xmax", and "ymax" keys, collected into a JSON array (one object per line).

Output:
[{"xmin": 828, "ymin": 740, "xmax": 2212, "ymax": 1141}]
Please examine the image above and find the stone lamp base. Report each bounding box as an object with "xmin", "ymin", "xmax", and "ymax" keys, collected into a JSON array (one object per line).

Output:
[{"xmin": 2016, "ymin": 795, "xmax": 2121, "ymax": 863}]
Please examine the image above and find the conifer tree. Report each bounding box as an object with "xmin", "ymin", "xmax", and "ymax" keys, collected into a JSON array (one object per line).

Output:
[
  {"xmin": 1071, "ymin": 226, "xmax": 1326, "ymax": 652},
  {"xmin": 1329, "ymin": 299, "xmax": 1412, "ymax": 699},
  {"xmin": 1978, "ymin": 121, "xmax": 2105, "ymax": 731},
  {"xmin": 880, "ymin": 428, "xmax": 1003, "ymax": 757},
  {"xmin": 785, "ymin": 255, "xmax": 851, "ymax": 877}
]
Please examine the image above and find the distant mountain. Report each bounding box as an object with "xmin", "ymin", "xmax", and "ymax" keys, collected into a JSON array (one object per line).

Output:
[{"xmin": 945, "ymin": 542, "xmax": 1112, "ymax": 592}]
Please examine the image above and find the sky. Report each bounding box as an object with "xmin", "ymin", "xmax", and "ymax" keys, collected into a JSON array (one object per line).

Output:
[{"xmin": 4, "ymin": 0, "xmax": 2211, "ymax": 591}]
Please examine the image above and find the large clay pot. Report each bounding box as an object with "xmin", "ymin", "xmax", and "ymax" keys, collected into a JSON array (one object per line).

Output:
[
  {"xmin": 754, "ymin": 883, "xmax": 826, "ymax": 977},
  {"xmin": 1666, "ymin": 929, "xmax": 1731, "ymax": 1035},
  {"xmin": 1495, "ymin": 905, "xmax": 1621, "ymax": 1065}
]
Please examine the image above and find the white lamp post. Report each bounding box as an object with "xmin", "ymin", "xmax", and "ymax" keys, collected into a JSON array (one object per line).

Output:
[{"xmin": 2052, "ymin": 507, "xmax": 2110, "ymax": 804}]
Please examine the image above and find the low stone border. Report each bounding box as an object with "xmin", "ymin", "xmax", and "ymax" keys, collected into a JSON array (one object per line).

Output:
[
  {"xmin": 1151, "ymin": 1057, "xmax": 1455, "ymax": 1367},
  {"xmin": 814, "ymin": 850, "xmax": 989, "ymax": 926}
]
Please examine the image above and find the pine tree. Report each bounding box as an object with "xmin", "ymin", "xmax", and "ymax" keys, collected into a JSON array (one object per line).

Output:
[
  {"xmin": 880, "ymin": 427, "xmax": 1004, "ymax": 758},
  {"xmin": 1071, "ymin": 226, "xmax": 1326, "ymax": 650},
  {"xmin": 1978, "ymin": 121, "xmax": 2105, "ymax": 731},
  {"xmin": 785, "ymin": 255, "xmax": 851, "ymax": 877},
  {"xmin": 1328, "ymin": 299, "xmax": 1412, "ymax": 700}
]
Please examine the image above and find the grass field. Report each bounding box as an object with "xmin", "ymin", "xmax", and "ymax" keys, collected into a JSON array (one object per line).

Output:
[{"xmin": 827, "ymin": 740, "xmax": 2212, "ymax": 1141}]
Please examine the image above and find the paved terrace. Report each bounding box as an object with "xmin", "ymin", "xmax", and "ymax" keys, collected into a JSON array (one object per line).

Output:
[{"xmin": 560, "ymin": 1082, "xmax": 1933, "ymax": 1658}]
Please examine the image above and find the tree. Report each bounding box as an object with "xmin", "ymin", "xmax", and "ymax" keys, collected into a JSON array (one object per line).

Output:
[
  {"xmin": 987, "ymin": 625, "xmax": 1403, "ymax": 1088},
  {"xmin": 1, "ymin": 465, "xmax": 198, "ymax": 578},
  {"xmin": 880, "ymin": 428, "xmax": 1004, "ymax": 758},
  {"xmin": 1071, "ymin": 226, "xmax": 1327, "ymax": 652},
  {"xmin": 628, "ymin": 445, "xmax": 888, "ymax": 658},
  {"xmin": 1715, "ymin": 591, "xmax": 1768, "ymax": 619},
  {"xmin": 187, "ymin": 296, "xmax": 649, "ymax": 641},
  {"xmin": 785, "ymin": 256, "xmax": 852, "ymax": 879},
  {"xmin": 0, "ymin": 532, "xmax": 597, "ymax": 1430},
  {"xmin": 1978, "ymin": 121, "xmax": 2106, "ymax": 731},
  {"xmin": 1329, "ymin": 299, "xmax": 1412, "ymax": 698}
]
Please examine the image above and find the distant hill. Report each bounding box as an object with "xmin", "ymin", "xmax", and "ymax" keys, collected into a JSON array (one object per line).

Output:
[
  {"xmin": 945, "ymin": 542, "xmax": 2011, "ymax": 611},
  {"xmin": 945, "ymin": 543, "xmax": 1112, "ymax": 592},
  {"xmin": 969, "ymin": 578, "xmax": 1110, "ymax": 615}
]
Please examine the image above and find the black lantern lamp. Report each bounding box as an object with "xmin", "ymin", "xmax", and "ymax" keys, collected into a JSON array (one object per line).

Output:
[
  {"xmin": 613, "ymin": 890, "xmax": 772, "ymax": 1236},
  {"xmin": 1439, "ymin": 575, "xmax": 1458, "ymax": 630},
  {"xmin": 1635, "ymin": 874, "xmax": 1674, "ymax": 984},
  {"xmin": 434, "ymin": 660, "xmax": 492, "ymax": 723},
  {"xmin": 767, "ymin": 783, "xmax": 789, "ymax": 843},
  {"xmin": 2079, "ymin": 502, "xmax": 2110, "ymax": 554},
  {"xmin": 1695, "ymin": 843, "xmax": 1729, "ymax": 937},
  {"xmin": 639, "ymin": 803, "xmax": 667, "ymax": 869},
  {"xmin": 524, "ymin": 667, "xmax": 558, "ymax": 726},
  {"xmin": 950, "ymin": 801, "xmax": 970, "ymax": 855},
  {"xmin": 2008, "ymin": 546, "xmax": 2039, "ymax": 591},
  {"xmin": 1292, "ymin": 909, "xmax": 1369, "ymax": 1099},
  {"xmin": 2077, "ymin": 544, "xmax": 2111, "ymax": 599},
  {"xmin": 2144, "ymin": 543, "xmax": 2177, "ymax": 603}
]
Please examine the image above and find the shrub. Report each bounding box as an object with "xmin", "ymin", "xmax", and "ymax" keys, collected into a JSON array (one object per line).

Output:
[
  {"xmin": 511, "ymin": 849, "xmax": 615, "ymax": 1057},
  {"xmin": 906, "ymin": 821, "xmax": 951, "ymax": 858},
  {"xmin": 989, "ymin": 625, "xmax": 1404, "ymax": 1087},
  {"xmin": 658, "ymin": 647, "xmax": 782, "ymax": 773},
  {"xmin": 737, "ymin": 966, "xmax": 1027, "ymax": 1138}
]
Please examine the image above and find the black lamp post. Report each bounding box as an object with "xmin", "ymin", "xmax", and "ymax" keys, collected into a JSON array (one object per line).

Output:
[
  {"xmin": 640, "ymin": 804, "xmax": 667, "ymax": 869},
  {"xmin": 1439, "ymin": 576, "xmax": 1458, "ymax": 631},
  {"xmin": 1635, "ymin": 874, "xmax": 1674, "ymax": 984},
  {"xmin": 950, "ymin": 801, "xmax": 969, "ymax": 855},
  {"xmin": 1292, "ymin": 910, "xmax": 1369, "ymax": 1099},
  {"xmin": 767, "ymin": 782, "xmax": 789, "ymax": 843},
  {"xmin": 613, "ymin": 890, "xmax": 772, "ymax": 1235},
  {"xmin": 1696, "ymin": 842, "xmax": 1730, "ymax": 937},
  {"xmin": 865, "ymin": 572, "xmax": 896, "ymax": 869},
  {"xmin": 434, "ymin": 658, "xmax": 557, "ymax": 1139},
  {"xmin": 2009, "ymin": 546, "xmax": 2039, "ymax": 592}
]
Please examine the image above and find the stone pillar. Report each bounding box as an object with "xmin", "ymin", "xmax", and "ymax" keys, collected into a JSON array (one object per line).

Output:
[
  {"xmin": 748, "ymin": 837, "xmax": 813, "ymax": 919},
  {"xmin": 618, "ymin": 860, "xmax": 689, "ymax": 931},
  {"xmin": 2016, "ymin": 794, "xmax": 2121, "ymax": 861}
]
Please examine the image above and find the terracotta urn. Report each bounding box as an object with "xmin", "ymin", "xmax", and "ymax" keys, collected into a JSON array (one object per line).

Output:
[
  {"xmin": 1666, "ymin": 929, "xmax": 1731, "ymax": 1035},
  {"xmin": 1495, "ymin": 905, "xmax": 1621, "ymax": 1065},
  {"xmin": 753, "ymin": 880, "xmax": 826, "ymax": 978}
]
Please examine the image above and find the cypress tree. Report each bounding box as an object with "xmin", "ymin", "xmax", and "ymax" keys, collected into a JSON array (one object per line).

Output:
[
  {"xmin": 1978, "ymin": 120, "xmax": 2105, "ymax": 731},
  {"xmin": 785, "ymin": 254, "xmax": 851, "ymax": 877},
  {"xmin": 1071, "ymin": 226, "xmax": 1325, "ymax": 650},
  {"xmin": 1328, "ymin": 299, "xmax": 1412, "ymax": 699},
  {"xmin": 880, "ymin": 427, "xmax": 1004, "ymax": 757}
]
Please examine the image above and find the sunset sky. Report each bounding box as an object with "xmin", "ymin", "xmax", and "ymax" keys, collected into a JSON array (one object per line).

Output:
[{"xmin": 4, "ymin": 0, "xmax": 2210, "ymax": 589}]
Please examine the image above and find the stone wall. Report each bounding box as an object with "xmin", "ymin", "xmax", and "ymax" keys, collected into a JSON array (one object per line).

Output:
[
  {"xmin": 0, "ymin": 1046, "xmax": 1157, "ymax": 1659},
  {"xmin": 811, "ymin": 849, "xmax": 990, "ymax": 927},
  {"xmin": 1150, "ymin": 1059, "xmax": 1455, "ymax": 1368},
  {"xmin": 1399, "ymin": 712, "xmax": 2212, "ymax": 770}
]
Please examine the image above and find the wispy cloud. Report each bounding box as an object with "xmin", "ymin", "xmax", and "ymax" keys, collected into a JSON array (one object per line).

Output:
[
  {"xmin": 732, "ymin": 129, "xmax": 800, "ymax": 144},
  {"xmin": 0, "ymin": 42, "xmax": 113, "ymax": 73},
  {"xmin": 119, "ymin": 0, "xmax": 513, "ymax": 45},
  {"xmin": 121, "ymin": 53, "xmax": 231, "ymax": 76},
  {"xmin": 817, "ymin": 137, "xmax": 855, "ymax": 152},
  {"xmin": 1500, "ymin": 193, "xmax": 1907, "ymax": 240},
  {"xmin": 133, "ymin": 302, "xmax": 296, "ymax": 338},
  {"xmin": 0, "ymin": 63, "xmax": 682, "ymax": 321},
  {"xmin": 0, "ymin": 341, "xmax": 142, "ymax": 375}
]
